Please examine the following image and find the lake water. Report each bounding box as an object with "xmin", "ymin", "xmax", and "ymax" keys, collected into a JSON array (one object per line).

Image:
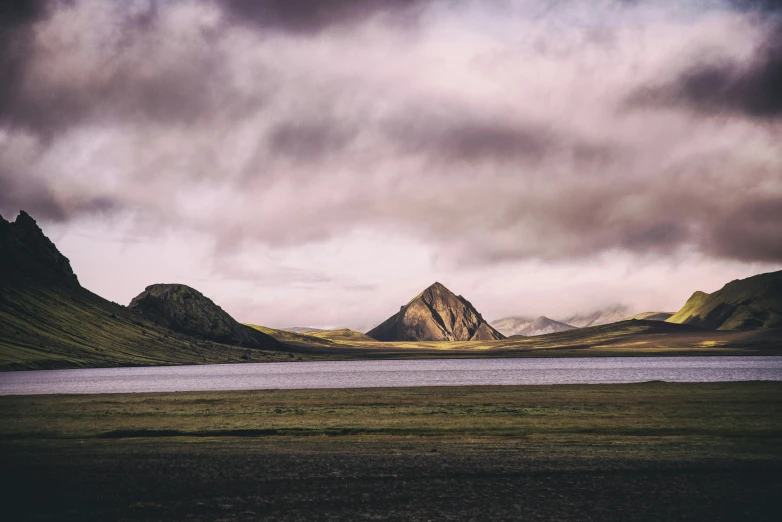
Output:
[{"xmin": 1, "ymin": 356, "xmax": 781, "ymax": 396}]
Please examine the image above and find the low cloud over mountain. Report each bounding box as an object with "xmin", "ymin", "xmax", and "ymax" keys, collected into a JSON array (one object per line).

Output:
[{"xmin": 1, "ymin": 0, "xmax": 780, "ymax": 326}]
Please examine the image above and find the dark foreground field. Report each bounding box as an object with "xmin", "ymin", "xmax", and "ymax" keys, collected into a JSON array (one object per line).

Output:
[{"xmin": 2, "ymin": 382, "xmax": 781, "ymax": 521}]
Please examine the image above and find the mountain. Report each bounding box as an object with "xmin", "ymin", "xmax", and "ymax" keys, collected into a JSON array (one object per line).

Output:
[
  {"xmin": 0, "ymin": 210, "xmax": 80, "ymax": 288},
  {"xmin": 516, "ymin": 316, "xmax": 577, "ymax": 337},
  {"xmin": 627, "ymin": 312, "xmax": 674, "ymax": 322},
  {"xmin": 558, "ymin": 304, "xmax": 633, "ymax": 328},
  {"xmin": 128, "ymin": 284, "xmax": 278, "ymax": 348},
  {"xmin": 491, "ymin": 316, "xmax": 536, "ymax": 336},
  {"xmin": 492, "ymin": 316, "xmax": 576, "ymax": 337},
  {"xmin": 367, "ymin": 282, "xmax": 504, "ymax": 342},
  {"xmin": 0, "ymin": 211, "xmax": 286, "ymax": 371},
  {"xmin": 667, "ymin": 271, "xmax": 782, "ymax": 330}
]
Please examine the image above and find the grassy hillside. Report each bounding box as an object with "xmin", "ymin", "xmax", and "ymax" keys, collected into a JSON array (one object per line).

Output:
[
  {"xmin": 245, "ymin": 324, "xmax": 335, "ymax": 347},
  {"xmin": 668, "ymin": 271, "xmax": 782, "ymax": 329},
  {"xmin": 0, "ymin": 283, "xmax": 310, "ymax": 371},
  {"xmin": 627, "ymin": 312, "xmax": 674, "ymax": 321},
  {"xmin": 247, "ymin": 319, "xmax": 782, "ymax": 358},
  {"xmin": 308, "ymin": 329, "xmax": 377, "ymax": 343}
]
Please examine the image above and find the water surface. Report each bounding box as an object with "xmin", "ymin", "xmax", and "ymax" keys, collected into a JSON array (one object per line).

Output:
[{"xmin": 1, "ymin": 356, "xmax": 781, "ymax": 396}]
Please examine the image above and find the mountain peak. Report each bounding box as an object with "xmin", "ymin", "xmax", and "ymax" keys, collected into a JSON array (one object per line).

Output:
[
  {"xmin": 0, "ymin": 210, "xmax": 79, "ymax": 288},
  {"xmin": 368, "ymin": 283, "xmax": 503, "ymax": 342}
]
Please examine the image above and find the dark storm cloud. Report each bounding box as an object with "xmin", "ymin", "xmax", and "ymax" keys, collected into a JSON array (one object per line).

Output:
[
  {"xmin": 0, "ymin": 168, "xmax": 121, "ymax": 222},
  {"xmin": 267, "ymin": 120, "xmax": 356, "ymax": 162},
  {"xmin": 0, "ymin": 0, "xmax": 258, "ymax": 139},
  {"xmin": 627, "ymin": 20, "xmax": 782, "ymax": 118},
  {"xmin": 220, "ymin": 0, "xmax": 435, "ymax": 33},
  {"xmin": 706, "ymin": 197, "xmax": 782, "ymax": 263},
  {"xmin": 1, "ymin": 0, "xmax": 781, "ymax": 271},
  {"xmin": 386, "ymin": 114, "xmax": 552, "ymax": 162},
  {"xmin": 0, "ymin": 0, "xmax": 54, "ymax": 127}
]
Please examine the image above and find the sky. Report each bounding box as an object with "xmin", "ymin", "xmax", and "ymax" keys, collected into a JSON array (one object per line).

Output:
[{"xmin": 1, "ymin": 0, "xmax": 781, "ymax": 329}]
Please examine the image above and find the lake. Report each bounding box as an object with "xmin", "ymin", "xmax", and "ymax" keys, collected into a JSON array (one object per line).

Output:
[{"xmin": 1, "ymin": 356, "xmax": 781, "ymax": 395}]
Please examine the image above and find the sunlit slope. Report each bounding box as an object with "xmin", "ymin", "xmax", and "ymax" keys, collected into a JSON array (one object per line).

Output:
[
  {"xmin": 246, "ymin": 319, "xmax": 782, "ymax": 357},
  {"xmin": 667, "ymin": 271, "xmax": 782, "ymax": 330},
  {"xmin": 308, "ymin": 329, "xmax": 377, "ymax": 343},
  {"xmin": 245, "ymin": 325, "xmax": 335, "ymax": 347},
  {"xmin": 0, "ymin": 283, "xmax": 295, "ymax": 371},
  {"xmin": 627, "ymin": 312, "xmax": 674, "ymax": 321}
]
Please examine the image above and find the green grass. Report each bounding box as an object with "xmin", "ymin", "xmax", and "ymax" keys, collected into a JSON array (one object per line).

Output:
[
  {"xmin": 2, "ymin": 382, "xmax": 781, "ymax": 457},
  {"xmin": 2, "ymin": 383, "xmax": 781, "ymax": 520},
  {"xmin": 0, "ymin": 283, "xmax": 321, "ymax": 371}
]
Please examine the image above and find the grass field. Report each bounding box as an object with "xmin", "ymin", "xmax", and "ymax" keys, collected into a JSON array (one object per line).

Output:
[{"xmin": 2, "ymin": 382, "xmax": 781, "ymax": 520}]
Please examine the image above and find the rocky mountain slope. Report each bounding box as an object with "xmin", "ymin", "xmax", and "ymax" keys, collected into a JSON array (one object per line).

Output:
[
  {"xmin": 667, "ymin": 271, "xmax": 782, "ymax": 330},
  {"xmin": 558, "ymin": 304, "xmax": 633, "ymax": 328},
  {"xmin": 367, "ymin": 282, "xmax": 504, "ymax": 342},
  {"xmin": 0, "ymin": 210, "xmax": 80, "ymax": 288},
  {"xmin": 128, "ymin": 284, "xmax": 278, "ymax": 349},
  {"xmin": 0, "ymin": 211, "xmax": 285, "ymax": 371}
]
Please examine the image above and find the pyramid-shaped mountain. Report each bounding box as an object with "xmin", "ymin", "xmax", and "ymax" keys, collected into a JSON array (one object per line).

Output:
[{"xmin": 367, "ymin": 282, "xmax": 504, "ymax": 342}]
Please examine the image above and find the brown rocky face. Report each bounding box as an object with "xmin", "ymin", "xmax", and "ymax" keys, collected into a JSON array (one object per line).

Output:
[
  {"xmin": 367, "ymin": 282, "xmax": 504, "ymax": 342},
  {"xmin": 128, "ymin": 284, "xmax": 279, "ymax": 349}
]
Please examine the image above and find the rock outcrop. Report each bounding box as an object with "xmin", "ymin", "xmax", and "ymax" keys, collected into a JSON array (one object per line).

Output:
[
  {"xmin": 367, "ymin": 282, "xmax": 504, "ymax": 342},
  {"xmin": 0, "ymin": 211, "xmax": 79, "ymax": 288},
  {"xmin": 129, "ymin": 284, "xmax": 279, "ymax": 348}
]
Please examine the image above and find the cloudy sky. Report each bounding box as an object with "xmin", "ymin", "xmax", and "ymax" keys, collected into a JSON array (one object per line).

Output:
[{"xmin": 1, "ymin": 0, "xmax": 781, "ymax": 329}]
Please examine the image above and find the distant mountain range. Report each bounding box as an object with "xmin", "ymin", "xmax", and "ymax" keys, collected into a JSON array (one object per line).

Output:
[
  {"xmin": 1, "ymin": 209, "xmax": 780, "ymax": 370},
  {"xmin": 492, "ymin": 305, "xmax": 635, "ymax": 336},
  {"xmin": 367, "ymin": 282, "xmax": 504, "ymax": 342}
]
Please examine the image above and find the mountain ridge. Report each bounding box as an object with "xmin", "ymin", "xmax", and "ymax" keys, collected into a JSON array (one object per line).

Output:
[{"xmin": 667, "ymin": 271, "xmax": 782, "ymax": 330}]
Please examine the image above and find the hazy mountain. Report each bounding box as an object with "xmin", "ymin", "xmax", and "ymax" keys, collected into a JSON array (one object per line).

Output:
[
  {"xmin": 491, "ymin": 316, "xmax": 576, "ymax": 336},
  {"xmin": 517, "ymin": 317, "xmax": 577, "ymax": 337},
  {"xmin": 0, "ymin": 211, "xmax": 283, "ymax": 371},
  {"xmin": 667, "ymin": 271, "xmax": 782, "ymax": 330},
  {"xmin": 627, "ymin": 312, "xmax": 674, "ymax": 322},
  {"xmin": 129, "ymin": 284, "xmax": 278, "ymax": 349},
  {"xmin": 558, "ymin": 304, "xmax": 633, "ymax": 328},
  {"xmin": 367, "ymin": 282, "xmax": 504, "ymax": 342},
  {"xmin": 491, "ymin": 316, "xmax": 536, "ymax": 336}
]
